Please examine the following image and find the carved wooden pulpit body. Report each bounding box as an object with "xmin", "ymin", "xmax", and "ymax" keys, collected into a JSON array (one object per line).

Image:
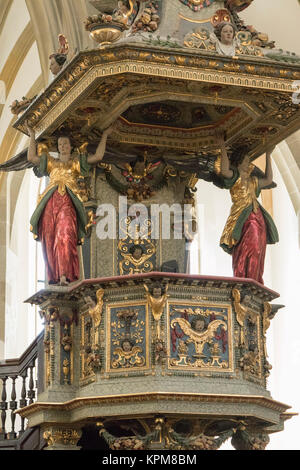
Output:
[{"xmin": 8, "ymin": 0, "xmax": 299, "ymax": 450}]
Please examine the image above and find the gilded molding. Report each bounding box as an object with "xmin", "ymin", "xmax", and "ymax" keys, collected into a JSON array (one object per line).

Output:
[
  {"xmin": 17, "ymin": 392, "xmax": 291, "ymax": 419},
  {"xmin": 14, "ymin": 46, "xmax": 300, "ymax": 139}
]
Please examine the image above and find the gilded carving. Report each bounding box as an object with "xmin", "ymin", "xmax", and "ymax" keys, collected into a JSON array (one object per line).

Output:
[
  {"xmin": 43, "ymin": 428, "xmax": 81, "ymax": 447},
  {"xmin": 14, "ymin": 47, "xmax": 299, "ymax": 137},
  {"xmin": 111, "ymin": 342, "xmax": 146, "ymax": 369},
  {"xmin": 80, "ymin": 291, "xmax": 105, "ymax": 381},
  {"xmin": 57, "ymin": 312, "xmax": 76, "ymax": 386},
  {"xmin": 179, "ymin": 0, "xmax": 218, "ymax": 10},
  {"xmin": 89, "ymin": 288, "xmax": 104, "ymax": 348},
  {"xmin": 170, "ymin": 316, "xmax": 227, "ymax": 367},
  {"xmin": 239, "ymin": 350, "xmax": 260, "ymax": 376},
  {"xmin": 107, "ymin": 302, "xmax": 149, "ymax": 373},
  {"xmin": 62, "ymin": 359, "xmax": 70, "ymax": 384},
  {"xmin": 233, "ymin": 293, "xmax": 263, "ymax": 382},
  {"xmin": 168, "ymin": 427, "xmax": 233, "ymax": 450},
  {"xmin": 232, "ymin": 288, "xmax": 247, "ymax": 347},
  {"xmin": 144, "ymin": 283, "xmax": 168, "ymax": 339},
  {"xmin": 118, "ymin": 239, "xmax": 156, "ymax": 275},
  {"xmin": 118, "ymin": 216, "xmax": 157, "ymax": 275},
  {"xmin": 154, "ymin": 339, "xmax": 167, "ymax": 365},
  {"xmin": 41, "ymin": 307, "xmax": 59, "ymax": 387},
  {"xmin": 97, "ymin": 422, "xmax": 157, "ymax": 450},
  {"xmin": 261, "ymin": 301, "xmax": 283, "ymax": 378},
  {"xmin": 168, "ymin": 303, "xmax": 232, "ymax": 371}
]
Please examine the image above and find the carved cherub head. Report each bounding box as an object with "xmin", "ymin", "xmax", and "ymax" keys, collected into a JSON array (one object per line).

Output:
[
  {"xmin": 121, "ymin": 338, "xmax": 134, "ymax": 352},
  {"xmin": 214, "ymin": 22, "xmax": 236, "ymax": 46},
  {"xmin": 151, "ymin": 282, "xmax": 167, "ymax": 298},
  {"xmin": 130, "ymin": 155, "xmax": 147, "ymax": 176},
  {"xmin": 152, "ymin": 286, "xmax": 162, "ymax": 298},
  {"xmin": 49, "ymin": 34, "xmax": 69, "ymax": 76},
  {"xmin": 191, "ymin": 315, "xmax": 206, "ymax": 332},
  {"xmin": 129, "ymin": 244, "xmax": 144, "ymax": 260},
  {"xmin": 49, "ymin": 54, "xmax": 67, "ymax": 76}
]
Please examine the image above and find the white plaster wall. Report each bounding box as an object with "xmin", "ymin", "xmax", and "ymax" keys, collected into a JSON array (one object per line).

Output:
[
  {"xmin": 5, "ymin": 167, "xmax": 41, "ymax": 358},
  {"xmin": 240, "ymin": 0, "xmax": 300, "ymax": 55},
  {"xmin": 0, "ymin": 42, "xmax": 41, "ymax": 144},
  {"xmin": 0, "ymin": 0, "xmax": 30, "ymax": 73},
  {"xmin": 264, "ymin": 160, "xmax": 300, "ymax": 450},
  {"xmin": 195, "ymin": 180, "xmax": 232, "ymax": 277}
]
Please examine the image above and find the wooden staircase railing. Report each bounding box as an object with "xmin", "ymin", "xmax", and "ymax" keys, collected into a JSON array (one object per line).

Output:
[{"xmin": 0, "ymin": 331, "xmax": 44, "ymax": 449}]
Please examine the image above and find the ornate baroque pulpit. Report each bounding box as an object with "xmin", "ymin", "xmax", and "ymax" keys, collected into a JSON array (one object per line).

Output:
[{"xmin": 2, "ymin": 0, "xmax": 299, "ymax": 450}]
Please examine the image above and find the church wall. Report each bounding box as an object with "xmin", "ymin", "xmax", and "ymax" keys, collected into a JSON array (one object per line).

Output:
[{"xmin": 0, "ymin": 0, "xmax": 30, "ymax": 73}]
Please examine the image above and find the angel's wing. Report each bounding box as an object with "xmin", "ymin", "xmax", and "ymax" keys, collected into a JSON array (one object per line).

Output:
[
  {"xmin": 171, "ymin": 317, "xmax": 226, "ymax": 343},
  {"xmin": 0, "ymin": 148, "xmax": 33, "ymax": 172}
]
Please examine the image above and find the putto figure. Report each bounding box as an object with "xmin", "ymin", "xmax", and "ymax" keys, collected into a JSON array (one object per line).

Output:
[
  {"xmin": 27, "ymin": 123, "xmax": 113, "ymax": 285},
  {"xmin": 144, "ymin": 283, "xmax": 168, "ymax": 339},
  {"xmin": 49, "ymin": 34, "xmax": 69, "ymax": 76},
  {"xmin": 216, "ymin": 133, "xmax": 279, "ymax": 284},
  {"xmin": 210, "ymin": 22, "xmax": 240, "ymax": 56}
]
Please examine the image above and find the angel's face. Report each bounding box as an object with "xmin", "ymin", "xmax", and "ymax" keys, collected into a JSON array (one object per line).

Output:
[
  {"xmin": 153, "ymin": 287, "xmax": 162, "ymax": 298},
  {"xmin": 238, "ymin": 154, "xmax": 251, "ymax": 172},
  {"xmin": 221, "ymin": 25, "xmax": 234, "ymax": 45},
  {"xmin": 58, "ymin": 137, "xmax": 72, "ymax": 159},
  {"xmin": 122, "ymin": 341, "xmax": 132, "ymax": 352},
  {"xmin": 194, "ymin": 319, "xmax": 205, "ymax": 332},
  {"xmin": 50, "ymin": 56, "xmax": 61, "ymax": 75},
  {"xmin": 132, "ymin": 247, "xmax": 143, "ymax": 260}
]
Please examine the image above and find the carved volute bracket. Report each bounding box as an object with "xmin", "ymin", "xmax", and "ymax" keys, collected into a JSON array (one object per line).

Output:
[{"xmin": 231, "ymin": 427, "xmax": 270, "ymax": 451}]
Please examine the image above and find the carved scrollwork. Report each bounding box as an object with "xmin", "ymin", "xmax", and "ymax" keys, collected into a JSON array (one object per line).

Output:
[
  {"xmin": 169, "ymin": 304, "xmax": 231, "ymax": 371},
  {"xmin": 43, "ymin": 427, "xmax": 81, "ymax": 448}
]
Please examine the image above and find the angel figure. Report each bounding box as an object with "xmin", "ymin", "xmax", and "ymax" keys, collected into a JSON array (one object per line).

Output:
[
  {"xmin": 85, "ymin": 288, "xmax": 104, "ymax": 348},
  {"xmin": 112, "ymin": 338, "xmax": 145, "ymax": 368},
  {"xmin": 27, "ymin": 124, "xmax": 114, "ymax": 285},
  {"xmin": 49, "ymin": 34, "xmax": 69, "ymax": 76},
  {"xmin": 216, "ymin": 132, "xmax": 278, "ymax": 284},
  {"xmin": 144, "ymin": 283, "xmax": 168, "ymax": 339},
  {"xmin": 210, "ymin": 22, "xmax": 240, "ymax": 57},
  {"xmin": 232, "ymin": 288, "xmax": 247, "ymax": 347}
]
